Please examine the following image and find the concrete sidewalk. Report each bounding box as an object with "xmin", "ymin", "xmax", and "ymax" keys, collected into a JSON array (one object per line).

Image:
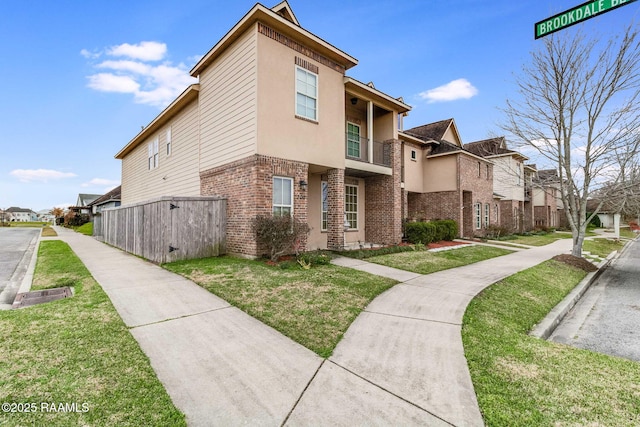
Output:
[{"xmin": 55, "ymin": 227, "xmax": 572, "ymax": 426}]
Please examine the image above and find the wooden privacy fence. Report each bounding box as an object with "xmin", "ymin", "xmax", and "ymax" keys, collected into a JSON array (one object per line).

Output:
[{"xmin": 102, "ymin": 196, "xmax": 226, "ymax": 263}]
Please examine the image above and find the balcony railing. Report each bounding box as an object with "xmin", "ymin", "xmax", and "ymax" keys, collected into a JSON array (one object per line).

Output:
[{"xmin": 345, "ymin": 134, "xmax": 391, "ymax": 167}]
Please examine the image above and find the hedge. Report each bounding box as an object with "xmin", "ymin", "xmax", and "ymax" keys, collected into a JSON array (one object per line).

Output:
[{"xmin": 405, "ymin": 220, "xmax": 458, "ymax": 244}]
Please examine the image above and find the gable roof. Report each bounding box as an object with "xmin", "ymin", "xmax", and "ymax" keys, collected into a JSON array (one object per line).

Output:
[
  {"xmin": 88, "ymin": 185, "xmax": 122, "ymax": 207},
  {"xmin": 404, "ymin": 119, "xmax": 458, "ymax": 144},
  {"xmin": 190, "ymin": 2, "xmax": 357, "ymax": 77},
  {"xmin": 536, "ymin": 169, "xmax": 560, "ymax": 183},
  {"xmin": 464, "ymin": 137, "xmax": 528, "ymax": 161},
  {"xmin": 6, "ymin": 207, "xmax": 34, "ymax": 213},
  {"xmin": 77, "ymin": 194, "xmax": 102, "ymax": 207}
]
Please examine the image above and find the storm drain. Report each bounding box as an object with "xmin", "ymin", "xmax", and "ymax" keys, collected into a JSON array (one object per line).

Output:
[{"xmin": 12, "ymin": 287, "xmax": 73, "ymax": 308}]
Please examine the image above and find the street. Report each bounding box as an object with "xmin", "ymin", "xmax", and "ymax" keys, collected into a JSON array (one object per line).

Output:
[
  {"xmin": 0, "ymin": 227, "xmax": 39, "ymax": 308},
  {"xmin": 551, "ymin": 238, "xmax": 640, "ymax": 362}
]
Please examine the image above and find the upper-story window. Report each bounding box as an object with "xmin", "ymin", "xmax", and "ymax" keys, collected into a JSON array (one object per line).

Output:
[
  {"xmin": 166, "ymin": 127, "xmax": 172, "ymax": 156},
  {"xmin": 148, "ymin": 138, "xmax": 159, "ymax": 170},
  {"xmin": 295, "ymin": 66, "xmax": 317, "ymax": 121},
  {"xmin": 411, "ymin": 150, "xmax": 417, "ymax": 161},
  {"xmin": 346, "ymin": 123, "xmax": 361, "ymax": 158},
  {"xmin": 516, "ymin": 163, "xmax": 522, "ymax": 186}
]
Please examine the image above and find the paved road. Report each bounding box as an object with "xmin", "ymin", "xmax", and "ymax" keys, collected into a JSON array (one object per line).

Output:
[
  {"xmin": 551, "ymin": 238, "xmax": 640, "ymax": 361},
  {"xmin": 0, "ymin": 227, "xmax": 39, "ymax": 308}
]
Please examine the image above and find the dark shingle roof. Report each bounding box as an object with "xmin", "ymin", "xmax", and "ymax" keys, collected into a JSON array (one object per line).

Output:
[
  {"xmin": 535, "ymin": 169, "xmax": 559, "ymax": 183},
  {"xmin": 88, "ymin": 186, "xmax": 121, "ymax": 207},
  {"xmin": 404, "ymin": 119, "xmax": 453, "ymax": 141}
]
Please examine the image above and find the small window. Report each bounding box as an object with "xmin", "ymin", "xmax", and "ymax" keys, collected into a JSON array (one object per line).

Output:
[
  {"xmin": 166, "ymin": 128, "xmax": 172, "ymax": 156},
  {"xmin": 148, "ymin": 138, "xmax": 159, "ymax": 170},
  {"xmin": 273, "ymin": 177, "xmax": 293, "ymax": 216},
  {"xmin": 295, "ymin": 66, "xmax": 317, "ymax": 121},
  {"xmin": 477, "ymin": 162, "xmax": 481, "ymax": 178},
  {"xmin": 475, "ymin": 203, "xmax": 482, "ymax": 229},
  {"xmin": 486, "ymin": 164, "xmax": 490, "ymax": 179},
  {"xmin": 321, "ymin": 181, "xmax": 328, "ymax": 231},
  {"xmin": 345, "ymin": 184, "xmax": 358, "ymax": 229},
  {"xmin": 495, "ymin": 204, "xmax": 499, "ymax": 223},
  {"xmin": 411, "ymin": 150, "xmax": 417, "ymax": 161}
]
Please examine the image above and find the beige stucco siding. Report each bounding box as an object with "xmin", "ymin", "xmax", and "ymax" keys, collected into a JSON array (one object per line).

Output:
[
  {"xmin": 121, "ymin": 100, "xmax": 200, "ymax": 205},
  {"xmin": 403, "ymin": 142, "xmax": 424, "ymax": 193},
  {"xmin": 255, "ymin": 29, "xmax": 345, "ymax": 169},
  {"xmin": 493, "ymin": 156, "xmax": 524, "ymax": 201},
  {"xmin": 442, "ymin": 127, "xmax": 460, "ymax": 145},
  {"xmin": 198, "ymin": 27, "xmax": 258, "ymax": 172},
  {"xmin": 424, "ymin": 155, "xmax": 457, "ymax": 192}
]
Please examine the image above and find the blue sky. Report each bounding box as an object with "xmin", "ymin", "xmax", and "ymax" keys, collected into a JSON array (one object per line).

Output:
[{"xmin": 1, "ymin": 0, "xmax": 638, "ymax": 211}]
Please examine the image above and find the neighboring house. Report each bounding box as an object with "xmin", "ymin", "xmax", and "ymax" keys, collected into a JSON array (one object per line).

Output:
[
  {"xmin": 88, "ymin": 186, "xmax": 121, "ymax": 237},
  {"xmin": 75, "ymin": 193, "xmax": 102, "ymax": 215},
  {"xmin": 464, "ymin": 137, "xmax": 533, "ymax": 232},
  {"xmin": 533, "ymin": 169, "xmax": 562, "ymax": 228},
  {"xmin": 6, "ymin": 207, "xmax": 37, "ymax": 222},
  {"xmin": 0, "ymin": 209, "xmax": 14, "ymax": 223},
  {"xmin": 400, "ymin": 118, "xmax": 496, "ymax": 238},
  {"xmin": 36, "ymin": 209, "xmax": 55, "ymax": 223},
  {"xmin": 115, "ymin": 1, "xmax": 411, "ymax": 256}
]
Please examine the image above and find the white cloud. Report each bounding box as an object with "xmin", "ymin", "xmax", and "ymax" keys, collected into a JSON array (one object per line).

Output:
[
  {"xmin": 81, "ymin": 178, "xmax": 120, "ymax": 188},
  {"xmin": 107, "ymin": 41, "xmax": 167, "ymax": 61},
  {"xmin": 84, "ymin": 41, "xmax": 197, "ymax": 107},
  {"xmin": 10, "ymin": 169, "xmax": 77, "ymax": 183},
  {"xmin": 418, "ymin": 78, "xmax": 478, "ymax": 103},
  {"xmin": 80, "ymin": 48, "xmax": 101, "ymax": 59},
  {"xmin": 87, "ymin": 73, "xmax": 140, "ymax": 93}
]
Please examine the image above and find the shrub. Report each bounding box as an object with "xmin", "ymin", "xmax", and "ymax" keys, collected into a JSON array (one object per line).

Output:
[
  {"xmin": 297, "ymin": 251, "xmax": 332, "ymax": 267},
  {"xmin": 484, "ymin": 224, "xmax": 511, "ymax": 240},
  {"xmin": 64, "ymin": 212, "xmax": 89, "ymax": 227},
  {"xmin": 405, "ymin": 220, "xmax": 458, "ymax": 244},
  {"xmin": 252, "ymin": 215, "xmax": 310, "ymax": 262}
]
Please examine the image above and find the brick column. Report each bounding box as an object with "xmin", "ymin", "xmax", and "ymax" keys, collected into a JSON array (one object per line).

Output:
[{"xmin": 327, "ymin": 168, "xmax": 345, "ymax": 250}]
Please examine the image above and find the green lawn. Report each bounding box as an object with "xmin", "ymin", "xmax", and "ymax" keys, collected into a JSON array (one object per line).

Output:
[
  {"xmin": 0, "ymin": 241, "xmax": 185, "ymax": 427},
  {"xmin": 75, "ymin": 222, "xmax": 93, "ymax": 236},
  {"xmin": 508, "ymin": 232, "xmax": 570, "ymax": 247},
  {"xmin": 364, "ymin": 245, "xmax": 513, "ymax": 275},
  {"xmin": 7, "ymin": 221, "xmax": 48, "ymax": 227},
  {"xmin": 164, "ymin": 256, "xmax": 396, "ymax": 357},
  {"xmin": 583, "ymin": 238, "xmax": 625, "ymax": 258},
  {"xmin": 462, "ymin": 259, "xmax": 640, "ymax": 426}
]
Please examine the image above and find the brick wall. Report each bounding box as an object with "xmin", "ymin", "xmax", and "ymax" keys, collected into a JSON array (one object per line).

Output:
[
  {"xmin": 200, "ymin": 154, "xmax": 308, "ymax": 257},
  {"xmin": 364, "ymin": 140, "xmax": 402, "ymax": 245},
  {"xmin": 326, "ymin": 168, "xmax": 344, "ymax": 250},
  {"xmin": 407, "ymin": 191, "xmax": 462, "ymax": 233}
]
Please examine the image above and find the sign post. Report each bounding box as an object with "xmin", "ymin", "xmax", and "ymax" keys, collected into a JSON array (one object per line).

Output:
[{"xmin": 535, "ymin": 0, "xmax": 637, "ymax": 39}]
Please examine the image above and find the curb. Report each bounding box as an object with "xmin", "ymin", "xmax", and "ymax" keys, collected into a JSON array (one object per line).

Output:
[{"xmin": 530, "ymin": 249, "xmax": 618, "ymax": 340}]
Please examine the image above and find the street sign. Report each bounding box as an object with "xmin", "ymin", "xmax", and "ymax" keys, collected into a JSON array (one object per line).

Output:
[{"xmin": 535, "ymin": 0, "xmax": 638, "ymax": 39}]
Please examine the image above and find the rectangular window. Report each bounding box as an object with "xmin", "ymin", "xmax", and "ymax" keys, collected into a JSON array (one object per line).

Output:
[
  {"xmin": 346, "ymin": 122, "xmax": 361, "ymax": 158},
  {"xmin": 273, "ymin": 176, "xmax": 293, "ymax": 216},
  {"xmin": 345, "ymin": 184, "xmax": 358, "ymax": 229},
  {"xmin": 495, "ymin": 204, "xmax": 499, "ymax": 223},
  {"xmin": 295, "ymin": 66, "xmax": 317, "ymax": 121},
  {"xmin": 478, "ymin": 162, "xmax": 481, "ymax": 178},
  {"xmin": 166, "ymin": 128, "xmax": 172, "ymax": 156},
  {"xmin": 148, "ymin": 138, "xmax": 159, "ymax": 170},
  {"xmin": 321, "ymin": 181, "xmax": 328, "ymax": 231},
  {"xmin": 486, "ymin": 164, "xmax": 490, "ymax": 179},
  {"xmin": 475, "ymin": 203, "xmax": 482, "ymax": 229},
  {"xmin": 485, "ymin": 203, "xmax": 490, "ymax": 227},
  {"xmin": 411, "ymin": 150, "xmax": 417, "ymax": 161},
  {"xmin": 516, "ymin": 164, "xmax": 522, "ymax": 186}
]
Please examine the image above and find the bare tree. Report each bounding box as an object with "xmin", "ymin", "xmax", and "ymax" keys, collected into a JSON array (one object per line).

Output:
[{"xmin": 502, "ymin": 25, "xmax": 640, "ymax": 256}]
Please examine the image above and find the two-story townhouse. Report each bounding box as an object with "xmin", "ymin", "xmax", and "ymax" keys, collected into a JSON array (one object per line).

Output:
[
  {"xmin": 464, "ymin": 137, "xmax": 534, "ymax": 232},
  {"xmin": 115, "ymin": 1, "xmax": 410, "ymax": 257},
  {"xmin": 399, "ymin": 119, "xmax": 496, "ymax": 237},
  {"xmin": 6, "ymin": 207, "xmax": 37, "ymax": 222},
  {"xmin": 533, "ymin": 169, "xmax": 562, "ymax": 228}
]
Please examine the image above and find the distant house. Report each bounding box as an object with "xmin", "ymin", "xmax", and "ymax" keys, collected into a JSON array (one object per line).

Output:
[
  {"xmin": 532, "ymin": 169, "xmax": 563, "ymax": 228},
  {"xmin": 6, "ymin": 207, "xmax": 38, "ymax": 222},
  {"xmin": 36, "ymin": 209, "xmax": 55, "ymax": 223},
  {"xmin": 400, "ymin": 118, "xmax": 496, "ymax": 237},
  {"xmin": 74, "ymin": 193, "xmax": 102, "ymax": 215},
  {"xmin": 88, "ymin": 186, "xmax": 121, "ymax": 237},
  {"xmin": 0, "ymin": 209, "xmax": 14, "ymax": 223},
  {"xmin": 464, "ymin": 137, "xmax": 533, "ymax": 232}
]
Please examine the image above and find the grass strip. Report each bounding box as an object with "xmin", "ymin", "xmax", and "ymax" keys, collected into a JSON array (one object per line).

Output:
[
  {"xmin": 365, "ymin": 245, "xmax": 512, "ymax": 275},
  {"xmin": 462, "ymin": 259, "xmax": 640, "ymax": 426},
  {"xmin": 164, "ymin": 256, "xmax": 396, "ymax": 358},
  {"xmin": 0, "ymin": 241, "xmax": 185, "ymax": 427},
  {"xmin": 583, "ymin": 238, "xmax": 625, "ymax": 258}
]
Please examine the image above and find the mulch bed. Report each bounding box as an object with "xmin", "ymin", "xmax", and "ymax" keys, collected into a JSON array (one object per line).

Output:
[
  {"xmin": 427, "ymin": 240, "xmax": 470, "ymax": 249},
  {"xmin": 552, "ymin": 254, "xmax": 598, "ymax": 272}
]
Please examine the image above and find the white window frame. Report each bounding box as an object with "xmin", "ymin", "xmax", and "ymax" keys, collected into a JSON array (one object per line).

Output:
[
  {"xmin": 484, "ymin": 203, "xmax": 490, "ymax": 228},
  {"xmin": 345, "ymin": 184, "xmax": 358, "ymax": 230},
  {"xmin": 346, "ymin": 122, "xmax": 361, "ymax": 159},
  {"xmin": 166, "ymin": 127, "xmax": 172, "ymax": 156},
  {"xmin": 475, "ymin": 202, "xmax": 482, "ymax": 229},
  {"xmin": 321, "ymin": 180, "xmax": 328, "ymax": 231},
  {"xmin": 295, "ymin": 66, "xmax": 318, "ymax": 121},
  {"xmin": 273, "ymin": 176, "xmax": 294, "ymax": 216},
  {"xmin": 411, "ymin": 149, "xmax": 417, "ymax": 161},
  {"xmin": 148, "ymin": 138, "xmax": 159, "ymax": 170}
]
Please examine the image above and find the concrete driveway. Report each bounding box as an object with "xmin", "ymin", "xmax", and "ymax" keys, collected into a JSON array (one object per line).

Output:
[
  {"xmin": 0, "ymin": 227, "xmax": 39, "ymax": 309},
  {"xmin": 551, "ymin": 238, "xmax": 640, "ymax": 361}
]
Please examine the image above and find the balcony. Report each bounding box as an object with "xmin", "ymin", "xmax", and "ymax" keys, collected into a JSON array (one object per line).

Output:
[{"xmin": 345, "ymin": 134, "xmax": 391, "ymax": 167}]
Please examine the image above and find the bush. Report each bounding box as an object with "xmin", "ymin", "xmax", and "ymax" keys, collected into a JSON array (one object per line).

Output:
[
  {"xmin": 405, "ymin": 220, "xmax": 458, "ymax": 244},
  {"xmin": 297, "ymin": 251, "xmax": 332, "ymax": 267},
  {"xmin": 252, "ymin": 215, "xmax": 310, "ymax": 262},
  {"xmin": 484, "ymin": 224, "xmax": 511, "ymax": 240},
  {"xmin": 64, "ymin": 212, "xmax": 90, "ymax": 227}
]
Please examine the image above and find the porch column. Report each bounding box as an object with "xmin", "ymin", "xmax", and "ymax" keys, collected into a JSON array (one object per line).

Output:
[
  {"xmin": 327, "ymin": 168, "xmax": 345, "ymax": 250},
  {"xmin": 367, "ymin": 100, "xmax": 374, "ymax": 163}
]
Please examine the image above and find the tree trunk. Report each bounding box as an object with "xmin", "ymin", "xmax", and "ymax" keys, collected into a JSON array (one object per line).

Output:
[{"xmin": 572, "ymin": 231, "xmax": 585, "ymax": 257}]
